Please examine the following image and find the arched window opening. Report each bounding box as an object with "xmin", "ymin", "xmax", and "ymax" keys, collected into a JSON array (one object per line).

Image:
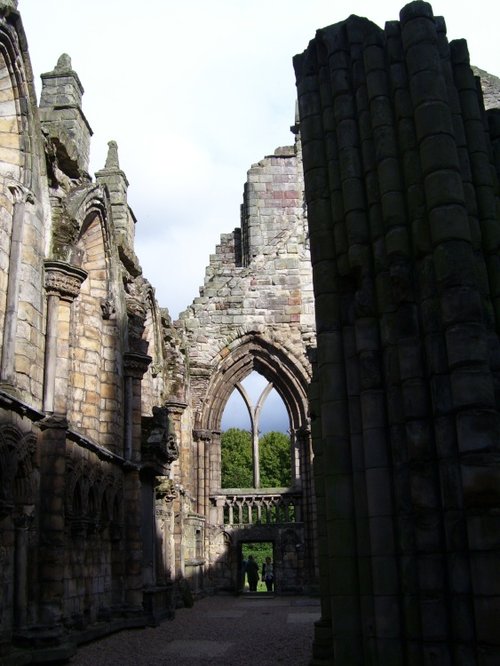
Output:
[
  {"xmin": 220, "ymin": 371, "xmax": 291, "ymax": 490},
  {"xmin": 221, "ymin": 388, "xmax": 251, "ymax": 432},
  {"xmin": 220, "ymin": 428, "xmax": 252, "ymax": 489},
  {"xmin": 242, "ymin": 373, "xmax": 288, "ymax": 434}
]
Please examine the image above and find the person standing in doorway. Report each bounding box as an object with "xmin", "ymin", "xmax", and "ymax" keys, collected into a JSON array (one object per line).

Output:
[
  {"xmin": 262, "ymin": 556, "xmax": 274, "ymax": 592},
  {"xmin": 246, "ymin": 555, "xmax": 259, "ymax": 591},
  {"xmin": 241, "ymin": 557, "xmax": 248, "ymax": 590}
]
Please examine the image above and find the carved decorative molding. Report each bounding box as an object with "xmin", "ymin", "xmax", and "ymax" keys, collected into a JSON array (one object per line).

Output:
[
  {"xmin": 165, "ymin": 401, "xmax": 188, "ymax": 417},
  {"xmin": 44, "ymin": 260, "xmax": 87, "ymax": 302},
  {"xmin": 100, "ymin": 297, "xmax": 115, "ymax": 320},
  {"xmin": 294, "ymin": 425, "xmax": 311, "ymax": 442},
  {"xmin": 150, "ymin": 362, "xmax": 163, "ymax": 377},
  {"xmin": 6, "ymin": 181, "xmax": 35, "ymax": 205},
  {"xmin": 13, "ymin": 510, "xmax": 35, "ymax": 529},
  {"xmin": 39, "ymin": 414, "xmax": 69, "ymax": 430},
  {"xmin": 123, "ymin": 351, "xmax": 152, "ymax": 378},
  {"xmin": 142, "ymin": 406, "xmax": 179, "ymax": 468},
  {"xmin": 193, "ymin": 429, "xmax": 212, "ymax": 443}
]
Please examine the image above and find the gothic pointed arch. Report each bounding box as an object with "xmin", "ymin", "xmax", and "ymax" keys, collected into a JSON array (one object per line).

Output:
[
  {"xmin": 196, "ymin": 331, "xmax": 311, "ymax": 434},
  {"xmin": 0, "ymin": 13, "xmax": 48, "ymax": 400},
  {"xmin": 0, "ymin": 14, "xmax": 36, "ymax": 186},
  {"xmin": 66, "ymin": 187, "xmax": 124, "ymax": 450},
  {"xmin": 0, "ymin": 424, "xmax": 38, "ymax": 517}
]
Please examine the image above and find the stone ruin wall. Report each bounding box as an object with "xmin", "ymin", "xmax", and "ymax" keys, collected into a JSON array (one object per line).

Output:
[
  {"xmin": 175, "ymin": 136, "xmax": 315, "ymax": 428},
  {"xmin": 177, "ymin": 136, "xmax": 318, "ymax": 593},
  {"xmin": 295, "ymin": 1, "xmax": 500, "ymax": 663},
  {"xmin": 473, "ymin": 66, "xmax": 500, "ymax": 112},
  {"xmin": 0, "ymin": 4, "xmax": 196, "ymax": 660},
  {"xmin": 179, "ymin": 138, "xmax": 316, "ymax": 415}
]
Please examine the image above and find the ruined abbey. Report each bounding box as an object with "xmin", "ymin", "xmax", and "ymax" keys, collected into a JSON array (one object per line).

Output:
[{"xmin": 0, "ymin": 0, "xmax": 499, "ymax": 664}]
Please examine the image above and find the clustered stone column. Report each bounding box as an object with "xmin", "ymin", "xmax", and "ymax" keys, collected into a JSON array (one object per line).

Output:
[
  {"xmin": 207, "ymin": 430, "xmax": 223, "ymax": 524},
  {"xmin": 38, "ymin": 260, "xmax": 86, "ymax": 631},
  {"xmin": 13, "ymin": 511, "xmax": 33, "ymax": 630},
  {"xmin": 42, "ymin": 261, "xmax": 88, "ymax": 415},
  {"xmin": 294, "ymin": 426, "xmax": 316, "ymax": 575},
  {"xmin": 193, "ymin": 429, "xmax": 211, "ymax": 516},
  {"xmin": 154, "ymin": 477, "xmax": 177, "ymax": 586},
  {"xmin": 294, "ymin": 2, "xmax": 500, "ymax": 664},
  {"xmin": 122, "ymin": 351, "xmax": 151, "ymax": 611}
]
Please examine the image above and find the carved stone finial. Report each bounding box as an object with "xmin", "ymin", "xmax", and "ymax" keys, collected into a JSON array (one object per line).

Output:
[
  {"xmin": 55, "ymin": 53, "xmax": 72, "ymax": 72},
  {"xmin": 105, "ymin": 140, "xmax": 120, "ymax": 169}
]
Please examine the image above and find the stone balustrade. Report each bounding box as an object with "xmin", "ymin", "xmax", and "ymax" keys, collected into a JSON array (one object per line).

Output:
[{"xmin": 212, "ymin": 490, "xmax": 302, "ymax": 526}]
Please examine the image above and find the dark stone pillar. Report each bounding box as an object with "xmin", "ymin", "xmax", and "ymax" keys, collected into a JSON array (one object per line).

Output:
[
  {"xmin": 122, "ymin": 352, "xmax": 151, "ymax": 611},
  {"xmin": 295, "ymin": 3, "xmax": 500, "ymax": 663}
]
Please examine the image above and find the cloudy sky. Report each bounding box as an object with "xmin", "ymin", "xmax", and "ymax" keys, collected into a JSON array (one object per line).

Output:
[{"xmin": 20, "ymin": 0, "xmax": 500, "ymax": 322}]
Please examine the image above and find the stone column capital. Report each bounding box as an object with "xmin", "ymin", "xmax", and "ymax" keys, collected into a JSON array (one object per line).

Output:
[
  {"xmin": 294, "ymin": 425, "xmax": 311, "ymax": 441},
  {"xmin": 164, "ymin": 401, "xmax": 188, "ymax": 417},
  {"xmin": 193, "ymin": 428, "xmax": 212, "ymax": 443},
  {"xmin": 154, "ymin": 477, "xmax": 177, "ymax": 502},
  {"xmin": 44, "ymin": 260, "xmax": 88, "ymax": 301},
  {"xmin": 123, "ymin": 351, "xmax": 152, "ymax": 378}
]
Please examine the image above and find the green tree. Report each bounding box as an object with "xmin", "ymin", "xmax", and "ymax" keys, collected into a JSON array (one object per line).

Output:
[
  {"xmin": 260, "ymin": 431, "xmax": 291, "ymax": 487},
  {"xmin": 221, "ymin": 428, "xmax": 252, "ymax": 488},
  {"xmin": 221, "ymin": 429, "xmax": 291, "ymax": 489}
]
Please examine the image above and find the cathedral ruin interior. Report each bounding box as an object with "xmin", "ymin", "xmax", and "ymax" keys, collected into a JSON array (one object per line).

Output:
[{"xmin": 0, "ymin": 0, "xmax": 499, "ymax": 664}]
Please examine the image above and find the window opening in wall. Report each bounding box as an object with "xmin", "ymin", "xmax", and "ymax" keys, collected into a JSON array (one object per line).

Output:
[
  {"xmin": 220, "ymin": 371, "xmax": 291, "ymax": 490},
  {"xmin": 195, "ymin": 528, "xmax": 203, "ymax": 559},
  {"xmin": 221, "ymin": 371, "xmax": 289, "ymax": 433},
  {"xmin": 240, "ymin": 541, "xmax": 274, "ymax": 594},
  {"xmin": 221, "ymin": 386, "xmax": 251, "ymax": 432}
]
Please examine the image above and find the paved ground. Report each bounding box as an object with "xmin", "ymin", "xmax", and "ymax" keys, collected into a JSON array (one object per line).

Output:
[{"xmin": 70, "ymin": 594, "xmax": 320, "ymax": 665}]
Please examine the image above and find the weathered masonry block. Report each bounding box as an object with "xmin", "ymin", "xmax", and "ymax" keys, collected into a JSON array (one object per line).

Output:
[{"xmin": 295, "ymin": 1, "xmax": 500, "ymax": 664}]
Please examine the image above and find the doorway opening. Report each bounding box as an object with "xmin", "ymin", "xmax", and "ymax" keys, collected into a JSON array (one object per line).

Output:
[{"xmin": 240, "ymin": 541, "xmax": 274, "ymax": 594}]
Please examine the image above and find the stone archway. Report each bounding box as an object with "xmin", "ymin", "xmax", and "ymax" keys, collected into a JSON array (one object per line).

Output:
[
  {"xmin": 190, "ymin": 332, "xmax": 316, "ymax": 594},
  {"xmin": 176, "ymin": 134, "xmax": 318, "ymax": 593}
]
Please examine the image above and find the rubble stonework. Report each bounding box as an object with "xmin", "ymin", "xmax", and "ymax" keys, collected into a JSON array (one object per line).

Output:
[{"xmin": 294, "ymin": 1, "xmax": 500, "ymax": 663}]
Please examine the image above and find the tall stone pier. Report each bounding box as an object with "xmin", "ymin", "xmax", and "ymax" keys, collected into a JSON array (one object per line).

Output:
[{"xmin": 294, "ymin": 2, "xmax": 500, "ymax": 664}]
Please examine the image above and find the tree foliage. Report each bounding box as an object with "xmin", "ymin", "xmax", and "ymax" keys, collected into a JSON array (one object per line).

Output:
[
  {"xmin": 221, "ymin": 428, "xmax": 252, "ymax": 488},
  {"xmin": 221, "ymin": 428, "xmax": 291, "ymax": 489},
  {"xmin": 259, "ymin": 431, "xmax": 291, "ymax": 487}
]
